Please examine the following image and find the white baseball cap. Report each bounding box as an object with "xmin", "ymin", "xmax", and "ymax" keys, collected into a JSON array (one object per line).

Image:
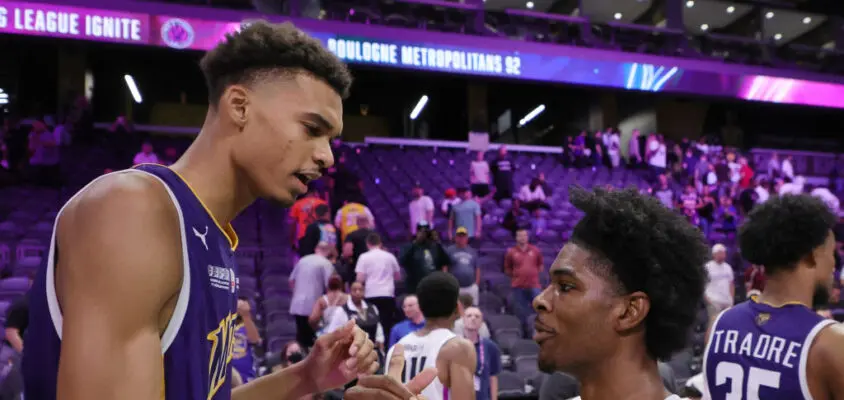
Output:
[{"xmin": 712, "ymin": 244, "xmax": 727, "ymax": 254}]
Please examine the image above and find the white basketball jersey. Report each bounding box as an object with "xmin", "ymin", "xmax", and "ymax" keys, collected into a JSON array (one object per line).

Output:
[{"xmin": 385, "ymin": 328, "xmax": 457, "ymax": 400}]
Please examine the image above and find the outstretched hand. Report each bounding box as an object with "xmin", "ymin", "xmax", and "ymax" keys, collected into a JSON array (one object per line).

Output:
[
  {"xmin": 345, "ymin": 344, "xmax": 438, "ymax": 400},
  {"xmin": 302, "ymin": 320, "xmax": 380, "ymax": 391}
]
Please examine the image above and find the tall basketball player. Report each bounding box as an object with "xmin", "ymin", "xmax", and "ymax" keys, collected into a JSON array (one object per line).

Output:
[
  {"xmin": 532, "ymin": 187, "xmax": 709, "ymax": 400},
  {"xmin": 23, "ymin": 21, "xmax": 417, "ymax": 400},
  {"xmin": 704, "ymin": 194, "xmax": 844, "ymax": 399},
  {"xmin": 385, "ymin": 272, "xmax": 477, "ymax": 400}
]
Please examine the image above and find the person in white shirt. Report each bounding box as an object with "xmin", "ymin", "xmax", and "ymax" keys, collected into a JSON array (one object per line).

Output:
[
  {"xmin": 778, "ymin": 175, "xmax": 805, "ymax": 195},
  {"xmin": 470, "ymin": 151, "xmax": 492, "ymax": 198},
  {"xmin": 133, "ymin": 142, "xmax": 160, "ymax": 165},
  {"xmin": 356, "ymin": 232, "xmax": 402, "ymax": 343},
  {"xmin": 647, "ymin": 135, "xmax": 667, "ymax": 171},
  {"xmin": 781, "ymin": 155, "xmax": 794, "ymax": 181},
  {"xmin": 409, "ymin": 184, "xmax": 435, "ymax": 235},
  {"xmin": 533, "ymin": 187, "xmax": 709, "ymax": 400},
  {"xmin": 754, "ymin": 179, "xmax": 770, "ymax": 204},
  {"xmin": 325, "ymin": 281, "xmax": 386, "ymax": 351},
  {"xmin": 606, "ymin": 131, "xmax": 621, "ymax": 168},
  {"xmin": 767, "ymin": 152, "xmax": 780, "ymax": 178},
  {"xmin": 811, "ymin": 186, "xmax": 840, "ymax": 215},
  {"xmin": 704, "ymin": 244, "xmax": 734, "ymax": 318},
  {"xmin": 289, "ymin": 242, "xmax": 335, "ymax": 348}
]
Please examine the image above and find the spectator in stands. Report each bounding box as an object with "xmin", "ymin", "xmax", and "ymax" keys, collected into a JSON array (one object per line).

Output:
[
  {"xmin": 519, "ymin": 178, "xmax": 549, "ymax": 211},
  {"xmin": 491, "ymin": 146, "xmax": 514, "ymax": 201},
  {"xmin": 289, "ymin": 242, "xmax": 336, "ymax": 348},
  {"xmin": 446, "ymin": 227, "xmax": 480, "ymax": 305},
  {"xmin": 449, "ymin": 188, "xmax": 482, "ymax": 242},
  {"xmin": 28, "ymin": 120, "xmax": 61, "ymax": 187},
  {"xmin": 2, "ymin": 115, "xmax": 27, "ymax": 176},
  {"xmin": 590, "ymin": 131, "xmax": 606, "ymax": 167},
  {"xmin": 441, "ymin": 188, "xmax": 461, "ymax": 217},
  {"xmin": 646, "ymin": 134, "xmax": 667, "ymax": 178},
  {"xmin": 470, "ymin": 151, "xmax": 492, "ymax": 199},
  {"xmin": 560, "ymin": 136, "xmax": 575, "ymax": 167},
  {"xmin": 781, "ymin": 154, "xmax": 795, "ymax": 181},
  {"xmin": 779, "ymin": 175, "xmax": 805, "ymax": 195},
  {"xmin": 388, "ymin": 294, "xmax": 425, "ymax": 348},
  {"xmin": 327, "ymin": 152, "xmax": 364, "ymax": 215},
  {"xmin": 398, "ymin": 221, "xmax": 451, "ymax": 294},
  {"xmin": 693, "ymin": 154, "xmax": 710, "ymax": 188},
  {"xmin": 652, "ymin": 174, "xmax": 674, "ymax": 209},
  {"xmin": 715, "ymin": 195, "xmax": 738, "ymax": 233},
  {"xmin": 309, "ymin": 275, "xmax": 348, "ymax": 336},
  {"xmin": 726, "ymin": 152, "xmax": 741, "ymax": 186},
  {"xmin": 325, "ymin": 281, "xmax": 385, "ymax": 351},
  {"xmin": 627, "ymin": 129, "xmax": 642, "ymax": 168},
  {"xmin": 704, "ymin": 244, "xmax": 734, "ymax": 318},
  {"xmin": 161, "ymin": 146, "xmax": 179, "ymax": 166},
  {"xmin": 335, "ymin": 198, "xmax": 375, "ymax": 243},
  {"xmin": 342, "ymin": 215, "xmax": 375, "ymax": 268},
  {"xmin": 767, "ymin": 152, "xmax": 781, "ymax": 178},
  {"xmin": 606, "ymin": 129, "xmax": 621, "ymax": 168},
  {"xmin": 299, "ymin": 204, "xmax": 338, "ymax": 257},
  {"xmin": 355, "ymin": 233, "xmax": 401, "ymax": 341},
  {"xmin": 811, "ymin": 185, "xmax": 841, "ymax": 215},
  {"xmin": 738, "ymin": 157, "xmax": 754, "ymax": 189},
  {"xmin": 268, "ymin": 341, "xmax": 305, "ymax": 373},
  {"xmin": 704, "ymin": 162, "xmax": 718, "ymax": 187},
  {"xmin": 537, "ymin": 172, "xmax": 552, "ymax": 196},
  {"xmin": 231, "ymin": 297, "xmax": 262, "ymax": 383},
  {"xmin": 453, "ymin": 293, "xmax": 490, "ymax": 339},
  {"xmin": 502, "ymin": 199, "xmax": 530, "ymax": 236},
  {"xmin": 289, "ymin": 188, "xmax": 327, "ymax": 250},
  {"xmin": 743, "ymin": 264, "xmax": 766, "ymax": 299},
  {"xmin": 132, "ymin": 142, "xmax": 159, "ymax": 165},
  {"xmin": 408, "ymin": 183, "xmax": 435, "ymax": 236},
  {"xmin": 462, "ymin": 306, "xmax": 501, "ymax": 400},
  {"xmin": 0, "ymin": 285, "xmax": 28, "ymax": 399},
  {"xmin": 504, "ymin": 228, "xmax": 543, "ymax": 327}
]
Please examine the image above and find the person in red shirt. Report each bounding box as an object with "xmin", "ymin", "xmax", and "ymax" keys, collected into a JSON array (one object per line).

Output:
[
  {"xmin": 504, "ymin": 228, "xmax": 544, "ymax": 327},
  {"xmin": 743, "ymin": 264, "xmax": 766, "ymax": 298},
  {"xmin": 738, "ymin": 157, "xmax": 754, "ymax": 189},
  {"xmin": 289, "ymin": 188, "xmax": 327, "ymax": 248}
]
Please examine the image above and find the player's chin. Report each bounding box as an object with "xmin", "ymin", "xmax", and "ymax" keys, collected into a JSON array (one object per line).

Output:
[
  {"xmin": 536, "ymin": 355, "xmax": 560, "ymax": 374},
  {"xmin": 268, "ymin": 186, "xmax": 298, "ymax": 207}
]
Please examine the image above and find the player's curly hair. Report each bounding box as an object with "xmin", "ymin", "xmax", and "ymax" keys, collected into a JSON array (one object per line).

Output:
[
  {"xmin": 417, "ymin": 272, "xmax": 460, "ymax": 319},
  {"xmin": 738, "ymin": 194, "xmax": 836, "ymax": 275},
  {"xmin": 569, "ymin": 186, "xmax": 710, "ymax": 361},
  {"xmin": 199, "ymin": 21, "xmax": 352, "ymax": 104}
]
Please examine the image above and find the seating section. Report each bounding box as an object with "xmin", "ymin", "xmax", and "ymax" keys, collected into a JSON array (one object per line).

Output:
[{"xmin": 0, "ymin": 137, "xmax": 790, "ymax": 396}]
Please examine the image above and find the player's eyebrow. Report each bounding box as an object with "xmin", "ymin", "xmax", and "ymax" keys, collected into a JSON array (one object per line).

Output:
[
  {"xmin": 550, "ymin": 266, "xmax": 577, "ymax": 279},
  {"xmin": 302, "ymin": 112, "xmax": 335, "ymax": 132}
]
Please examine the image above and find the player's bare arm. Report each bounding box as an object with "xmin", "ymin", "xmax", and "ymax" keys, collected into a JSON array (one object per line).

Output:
[
  {"xmin": 437, "ymin": 337, "xmax": 477, "ymax": 400},
  {"xmin": 56, "ymin": 172, "xmax": 183, "ymax": 400},
  {"xmin": 809, "ymin": 323, "xmax": 844, "ymax": 400}
]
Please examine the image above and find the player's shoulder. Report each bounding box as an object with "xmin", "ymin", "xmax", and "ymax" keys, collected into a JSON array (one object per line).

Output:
[
  {"xmin": 440, "ymin": 335, "xmax": 476, "ymax": 363},
  {"xmin": 59, "ymin": 171, "xmax": 179, "ymax": 240}
]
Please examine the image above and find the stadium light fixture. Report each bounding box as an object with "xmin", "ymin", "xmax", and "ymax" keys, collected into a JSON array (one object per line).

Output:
[
  {"xmin": 526, "ymin": 1, "xmax": 534, "ymax": 8},
  {"xmin": 701, "ymin": 24, "xmax": 709, "ymax": 31},
  {"xmin": 409, "ymin": 95, "xmax": 428, "ymax": 120},
  {"xmin": 686, "ymin": 1, "xmax": 694, "ymax": 8},
  {"xmin": 726, "ymin": 6, "xmax": 735, "ymax": 13},
  {"xmin": 765, "ymin": 11, "xmax": 774, "ymax": 19},
  {"xmin": 803, "ymin": 17, "xmax": 812, "ymax": 24},
  {"xmin": 774, "ymin": 33, "xmax": 783, "ymax": 40},
  {"xmin": 124, "ymin": 74, "xmax": 143, "ymax": 104},
  {"xmin": 518, "ymin": 104, "xmax": 545, "ymax": 127},
  {"xmin": 614, "ymin": 12, "xmax": 622, "ymax": 20}
]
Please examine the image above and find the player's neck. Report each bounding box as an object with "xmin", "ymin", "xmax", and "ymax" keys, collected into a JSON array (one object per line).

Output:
[
  {"xmin": 410, "ymin": 315, "xmax": 425, "ymax": 325},
  {"xmin": 420, "ymin": 318, "xmax": 454, "ymax": 333},
  {"xmin": 171, "ymin": 126, "xmax": 256, "ymax": 226},
  {"xmin": 576, "ymin": 353, "xmax": 667, "ymax": 400},
  {"xmin": 760, "ymin": 274, "xmax": 814, "ymax": 307}
]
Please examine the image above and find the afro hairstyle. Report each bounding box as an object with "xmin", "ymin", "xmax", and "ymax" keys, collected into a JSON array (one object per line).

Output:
[
  {"xmin": 416, "ymin": 272, "xmax": 460, "ymax": 319},
  {"xmin": 738, "ymin": 194, "xmax": 836, "ymax": 275},
  {"xmin": 568, "ymin": 186, "xmax": 710, "ymax": 361},
  {"xmin": 199, "ymin": 20, "xmax": 352, "ymax": 104}
]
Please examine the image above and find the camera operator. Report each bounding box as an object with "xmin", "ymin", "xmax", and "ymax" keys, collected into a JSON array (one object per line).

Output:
[{"xmin": 398, "ymin": 221, "xmax": 451, "ymax": 294}]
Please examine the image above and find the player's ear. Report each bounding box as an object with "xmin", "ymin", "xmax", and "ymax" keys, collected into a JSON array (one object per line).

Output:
[
  {"xmin": 614, "ymin": 291, "xmax": 650, "ymax": 332},
  {"xmin": 221, "ymin": 85, "xmax": 250, "ymax": 130}
]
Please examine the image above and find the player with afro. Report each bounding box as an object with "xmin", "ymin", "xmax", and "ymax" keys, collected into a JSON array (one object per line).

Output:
[
  {"xmin": 704, "ymin": 194, "xmax": 844, "ymax": 400},
  {"xmin": 532, "ymin": 186, "xmax": 709, "ymax": 400}
]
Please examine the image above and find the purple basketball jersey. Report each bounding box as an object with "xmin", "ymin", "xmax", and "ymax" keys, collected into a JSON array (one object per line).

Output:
[
  {"xmin": 23, "ymin": 164, "xmax": 241, "ymax": 400},
  {"xmin": 703, "ymin": 300, "xmax": 835, "ymax": 400}
]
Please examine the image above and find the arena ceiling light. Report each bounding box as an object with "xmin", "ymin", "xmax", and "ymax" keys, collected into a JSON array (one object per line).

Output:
[
  {"xmin": 614, "ymin": 12, "xmax": 623, "ymax": 20},
  {"xmin": 518, "ymin": 104, "xmax": 545, "ymax": 127},
  {"xmin": 0, "ymin": 89, "xmax": 8, "ymax": 105},
  {"xmin": 726, "ymin": 5, "xmax": 735, "ymax": 13},
  {"xmin": 409, "ymin": 95, "xmax": 428, "ymax": 120},
  {"xmin": 685, "ymin": 1, "xmax": 694, "ymax": 8},
  {"xmin": 124, "ymin": 74, "xmax": 143, "ymax": 104}
]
